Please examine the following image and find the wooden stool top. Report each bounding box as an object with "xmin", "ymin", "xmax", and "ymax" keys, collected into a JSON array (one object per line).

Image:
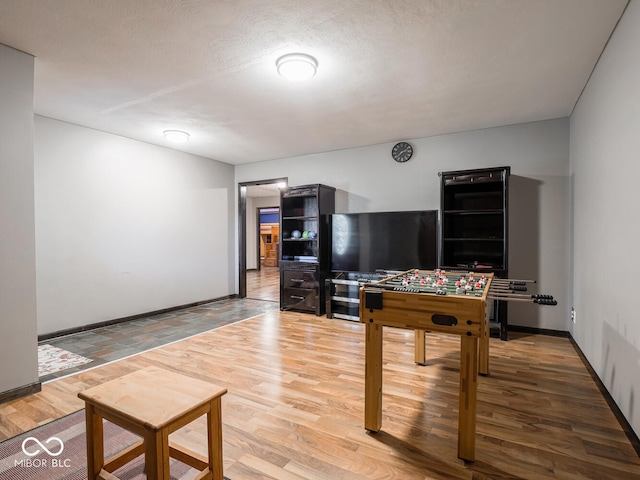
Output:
[{"xmin": 78, "ymin": 366, "xmax": 227, "ymax": 430}]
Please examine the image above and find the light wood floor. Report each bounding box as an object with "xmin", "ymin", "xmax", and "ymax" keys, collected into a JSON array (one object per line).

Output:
[
  {"xmin": 1, "ymin": 311, "xmax": 639, "ymax": 479},
  {"xmin": 247, "ymin": 266, "xmax": 279, "ymax": 302}
]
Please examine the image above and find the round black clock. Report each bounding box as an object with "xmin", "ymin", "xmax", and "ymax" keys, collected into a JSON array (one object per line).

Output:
[{"xmin": 392, "ymin": 142, "xmax": 413, "ymax": 163}]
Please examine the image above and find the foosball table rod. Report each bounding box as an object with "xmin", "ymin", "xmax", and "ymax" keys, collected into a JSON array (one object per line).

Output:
[
  {"xmin": 490, "ymin": 278, "xmax": 537, "ymax": 284},
  {"xmin": 489, "ymin": 278, "xmax": 537, "ymax": 292},
  {"xmin": 487, "ymin": 290, "xmax": 553, "ymax": 299},
  {"xmin": 489, "ymin": 284, "xmax": 529, "ymax": 292},
  {"xmin": 488, "ymin": 294, "xmax": 557, "ymax": 305},
  {"xmin": 490, "ymin": 280, "xmax": 536, "ymax": 288}
]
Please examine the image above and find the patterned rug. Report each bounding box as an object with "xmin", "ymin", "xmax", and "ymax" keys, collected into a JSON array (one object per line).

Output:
[
  {"xmin": 37, "ymin": 345, "xmax": 93, "ymax": 377},
  {"xmin": 0, "ymin": 410, "xmax": 228, "ymax": 479}
]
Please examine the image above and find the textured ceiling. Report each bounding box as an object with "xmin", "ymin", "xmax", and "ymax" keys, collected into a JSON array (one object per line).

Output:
[{"xmin": 0, "ymin": 0, "xmax": 628, "ymax": 165}]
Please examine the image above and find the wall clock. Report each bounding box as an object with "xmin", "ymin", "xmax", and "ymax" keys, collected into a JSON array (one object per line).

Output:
[{"xmin": 392, "ymin": 142, "xmax": 413, "ymax": 163}]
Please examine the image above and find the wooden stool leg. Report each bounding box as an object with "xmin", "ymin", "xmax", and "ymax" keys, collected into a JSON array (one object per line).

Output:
[
  {"xmin": 85, "ymin": 404, "xmax": 104, "ymax": 480},
  {"xmin": 208, "ymin": 397, "xmax": 224, "ymax": 480},
  {"xmin": 145, "ymin": 428, "xmax": 171, "ymax": 480}
]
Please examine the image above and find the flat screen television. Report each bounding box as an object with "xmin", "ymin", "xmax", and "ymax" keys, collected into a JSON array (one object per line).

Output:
[{"xmin": 331, "ymin": 210, "xmax": 438, "ymax": 273}]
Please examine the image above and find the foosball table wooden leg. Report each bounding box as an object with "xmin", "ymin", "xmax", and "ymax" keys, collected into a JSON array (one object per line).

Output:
[
  {"xmin": 414, "ymin": 329, "xmax": 426, "ymax": 365},
  {"xmin": 458, "ymin": 335, "xmax": 479, "ymax": 462},
  {"xmin": 364, "ymin": 321, "xmax": 383, "ymax": 433}
]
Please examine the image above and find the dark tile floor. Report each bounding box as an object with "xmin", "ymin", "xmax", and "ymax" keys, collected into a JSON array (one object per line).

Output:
[{"xmin": 39, "ymin": 297, "xmax": 279, "ymax": 382}]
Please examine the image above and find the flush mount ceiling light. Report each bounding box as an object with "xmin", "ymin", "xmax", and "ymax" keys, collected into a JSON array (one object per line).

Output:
[
  {"xmin": 163, "ymin": 130, "xmax": 190, "ymax": 143},
  {"xmin": 276, "ymin": 53, "xmax": 318, "ymax": 81}
]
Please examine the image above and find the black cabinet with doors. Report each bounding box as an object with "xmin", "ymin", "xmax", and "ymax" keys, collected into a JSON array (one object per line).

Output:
[{"xmin": 280, "ymin": 184, "xmax": 335, "ymax": 315}]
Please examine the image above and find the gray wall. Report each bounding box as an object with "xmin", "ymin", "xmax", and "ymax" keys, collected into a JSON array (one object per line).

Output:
[
  {"xmin": 35, "ymin": 116, "xmax": 236, "ymax": 335},
  {"xmin": 0, "ymin": 44, "xmax": 38, "ymax": 393},
  {"xmin": 236, "ymin": 118, "xmax": 571, "ymax": 332},
  {"xmin": 570, "ymin": 1, "xmax": 640, "ymax": 437}
]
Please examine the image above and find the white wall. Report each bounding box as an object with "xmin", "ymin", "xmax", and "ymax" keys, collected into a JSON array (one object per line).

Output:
[
  {"xmin": 236, "ymin": 118, "xmax": 570, "ymax": 331},
  {"xmin": 35, "ymin": 116, "xmax": 235, "ymax": 335},
  {"xmin": 0, "ymin": 44, "xmax": 38, "ymax": 393},
  {"xmin": 570, "ymin": 1, "xmax": 640, "ymax": 436}
]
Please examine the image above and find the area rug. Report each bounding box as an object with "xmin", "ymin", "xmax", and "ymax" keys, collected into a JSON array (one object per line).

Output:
[
  {"xmin": 0, "ymin": 410, "xmax": 226, "ymax": 479},
  {"xmin": 38, "ymin": 345, "xmax": 93, "ymax": 377}
]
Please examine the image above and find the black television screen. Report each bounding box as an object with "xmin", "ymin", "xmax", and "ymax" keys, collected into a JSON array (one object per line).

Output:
[{"xmin": 331, "ymin": 210, "xmax": 438, "ymax": 273}]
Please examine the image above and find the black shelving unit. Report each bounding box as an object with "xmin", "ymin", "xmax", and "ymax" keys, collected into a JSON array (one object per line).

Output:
[
  {"xmin": 280, "ymin": 184, "xmax": 335, "ymax": 315},
  {"xmin": 439, "ymin": 166, "xmax": 510, "ymax": 339}
]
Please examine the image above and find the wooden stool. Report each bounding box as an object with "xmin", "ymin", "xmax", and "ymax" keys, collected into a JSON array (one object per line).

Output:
[{"xmin": 78, "ymin": 366, "xmax": 227, "ymax": 480}]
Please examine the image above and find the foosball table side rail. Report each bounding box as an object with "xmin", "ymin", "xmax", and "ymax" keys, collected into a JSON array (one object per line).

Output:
[{"xmin": 359, "ymin": 288, "xmax": 488, "ymax": 338}]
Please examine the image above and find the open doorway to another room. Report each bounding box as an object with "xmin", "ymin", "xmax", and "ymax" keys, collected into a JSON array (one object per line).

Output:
[
  {"xmin": 258, "ymin": 207, "xmax": 279, "ymax": 269},
  {"xmin": 246, "ymin": 206, "xmax": 280, "ymax": 302},
  {"xmin": 238, "ymin": 179, "xmax": 287, "ymax": 303}
]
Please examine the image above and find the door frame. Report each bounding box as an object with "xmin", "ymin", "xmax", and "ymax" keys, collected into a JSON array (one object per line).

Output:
[{"xmin": 238, "ymin": 177, "xmax": 288, "ymax": 298}]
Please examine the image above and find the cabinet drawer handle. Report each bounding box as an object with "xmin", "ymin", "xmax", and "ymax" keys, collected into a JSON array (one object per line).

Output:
[
  {"xmin": 291, "ymin": 279, "xmax": 305, "ymax": 283},
  {"xmin": 290, "ymin": 295, "xmax": 306, "ymax": 300}
]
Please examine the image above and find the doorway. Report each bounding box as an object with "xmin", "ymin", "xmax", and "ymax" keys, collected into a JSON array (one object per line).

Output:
[
  {"xmin": 258, "ymin": 207, "xmax": 279, "ymax": 269},
  {"xmin": 238, "ymin": 178, "xmax": 287, "ymax": 300}
]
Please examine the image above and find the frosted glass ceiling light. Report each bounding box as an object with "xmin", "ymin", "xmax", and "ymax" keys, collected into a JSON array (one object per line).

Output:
[
  {"xmin": 276, "ymin": 53, "xmax": 318, "ymax": 81},
  {"xmin": 163, "ymin": 130, "xmax": 190, "ymax": 143}
]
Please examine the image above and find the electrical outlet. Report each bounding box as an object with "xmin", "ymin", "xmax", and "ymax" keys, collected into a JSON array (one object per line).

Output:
[{"xmin": 571, "ymin": 307, "xmax": 576, "ymax": 324}]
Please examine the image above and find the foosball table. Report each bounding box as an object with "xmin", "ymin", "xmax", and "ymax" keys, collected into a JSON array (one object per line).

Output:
[{"xmin": 359, "ymin": 268, "xmax": 556, "ymax": 462}]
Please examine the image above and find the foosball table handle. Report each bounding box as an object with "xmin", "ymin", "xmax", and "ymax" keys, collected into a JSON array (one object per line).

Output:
[{"xmin": 534, "ymin": 298, "xmax": 557, "ymax": 306}]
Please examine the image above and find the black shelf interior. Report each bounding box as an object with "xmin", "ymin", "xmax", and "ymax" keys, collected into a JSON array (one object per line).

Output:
[
  {"xmin": 280, "ymin": 240, "xmax": 318, "ymax": 261},
  {"xmin": 440, "ymin": 168, "xmax": 509, "ymax": 272},
  {"xmin": 281, "ymin": 196, "xmax": 318, "ymax": 218}
]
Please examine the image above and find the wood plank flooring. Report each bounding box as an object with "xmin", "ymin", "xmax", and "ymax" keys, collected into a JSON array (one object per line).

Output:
[
  {"xmin": 1, "ymin": 310, "xmax": 639, "ymax": 479},
  {"xmin": 247, "ymin": 267, "xmax": 279, "ymax": 302}
]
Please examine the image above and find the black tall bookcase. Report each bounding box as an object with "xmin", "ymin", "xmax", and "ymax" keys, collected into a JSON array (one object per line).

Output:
[
  {"xmin": 279, "ymin": 184, "xmax": 335, "ymax": 315},
  {"xmin": 439, "ymin": 166, "xmax": 510, "ymax": 339}
]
